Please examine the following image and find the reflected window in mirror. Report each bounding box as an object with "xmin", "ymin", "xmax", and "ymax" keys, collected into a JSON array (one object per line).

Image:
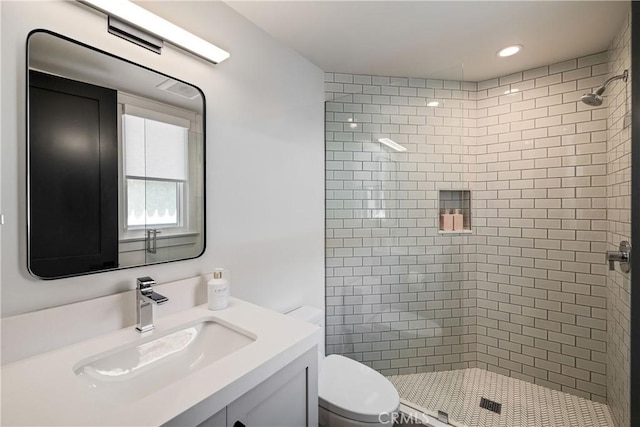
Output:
[
  {"xmin": 118, "ymin": 94, "xmax": 201, "ymax": 242},
  {"xmin": 116, "ymin": 94, "xmax": 204, "ymax": 264}
]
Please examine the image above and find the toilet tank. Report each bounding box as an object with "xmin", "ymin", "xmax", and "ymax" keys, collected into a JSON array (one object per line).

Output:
[{"xmin": 286, "ymin": 306, "xmax": 325, "ymax": 355}]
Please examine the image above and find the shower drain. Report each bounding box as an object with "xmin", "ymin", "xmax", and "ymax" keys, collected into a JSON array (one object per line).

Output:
[{"xmin": 480, "ymin": 397, "xmax": 502, "ymax": 414}]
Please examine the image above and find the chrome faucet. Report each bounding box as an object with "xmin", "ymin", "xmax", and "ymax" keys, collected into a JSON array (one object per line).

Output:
[
  {"xmin": 606, "ymin": 241, "xmax": 632, "ymax": 273},
  {"xmin": 136, "ymin": 277, "xmax": 168, "ymax": 332}
]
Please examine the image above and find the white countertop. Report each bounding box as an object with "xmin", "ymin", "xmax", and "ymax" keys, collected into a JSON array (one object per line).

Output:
[{"xmin": 1, "ymin": 298, "xmax": 320, "ymax": 426}]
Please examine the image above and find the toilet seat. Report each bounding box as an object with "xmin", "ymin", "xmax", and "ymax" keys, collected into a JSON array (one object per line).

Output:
[{"xmin": 318, "ymin": 355, "xmax": 400, "ymax": 423}]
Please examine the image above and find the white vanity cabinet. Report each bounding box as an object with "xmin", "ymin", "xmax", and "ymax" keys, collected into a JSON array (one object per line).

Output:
[{"xmin": 166, "ymin": 347, "xmax": 318, "ymax": 427}]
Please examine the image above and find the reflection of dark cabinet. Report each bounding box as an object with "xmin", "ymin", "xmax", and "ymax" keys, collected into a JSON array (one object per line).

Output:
[{"xmin": 28, "ymin": 70, "xmax": 118, "ymax": 278}]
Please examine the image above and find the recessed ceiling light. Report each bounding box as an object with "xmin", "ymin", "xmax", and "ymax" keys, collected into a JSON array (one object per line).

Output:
[
  {"xmin": 497, "ymin": 45, "xmax": 522, "ymax": 58},
  {"xmin": 378, "ymin": 138, "xmax": 407, "ymax": 152},
  {"xmin": 427, "ymin": 101, "xmax": 439, "ymax": 107}
]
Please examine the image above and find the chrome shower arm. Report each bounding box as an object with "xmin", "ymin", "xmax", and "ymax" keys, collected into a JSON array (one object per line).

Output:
[{"xmin": 599, "ymin": 69, "xmax": 629, "ymax": 93}]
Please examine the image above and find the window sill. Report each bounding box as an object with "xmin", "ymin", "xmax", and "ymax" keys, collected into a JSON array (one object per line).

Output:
[
  {"xmin": 118, "ymin": 232, "xmax": 201, "ymax": 254},
  {"xmin": 119, "ymin": 231, "xmax": 200, "ymax": 244}
]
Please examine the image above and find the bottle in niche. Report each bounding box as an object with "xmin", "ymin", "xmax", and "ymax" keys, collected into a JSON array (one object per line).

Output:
[
  {"xmin": 441, "ymin": 209, "xmax": 453, "ymax": 231},
  {"xmin": 453, "ymin": 209, "xmax": 464, "ymax": 231},
  {"xmin": 208, "ymin": 268, "xmax": 230, "ymax": 310}
]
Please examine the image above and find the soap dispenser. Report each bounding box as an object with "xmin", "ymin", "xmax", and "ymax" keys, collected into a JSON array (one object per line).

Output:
[
  {"xmin": 441, "ymin": 209, "xmax": 453, "ymax": 231},
  {"xmin": 453, "ymin": 209, "xmax": 464, "ymax": 231},
  {"xmin": 208, "ymin": 268, "xmax": 230, "ymax": 310}
]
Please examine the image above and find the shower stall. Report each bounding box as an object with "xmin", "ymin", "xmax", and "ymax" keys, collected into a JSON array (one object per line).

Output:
[{"xmin": 324, "ymin": 8, "xmax": 632, "ymax": 427}]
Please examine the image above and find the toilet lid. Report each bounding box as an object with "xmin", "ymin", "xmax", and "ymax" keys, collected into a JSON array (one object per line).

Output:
[{"xmin": 319, "ymin": 355, "xmax": 400, "ymax": 423}]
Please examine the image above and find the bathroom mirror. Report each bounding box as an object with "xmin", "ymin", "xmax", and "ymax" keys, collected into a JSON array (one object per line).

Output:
[{"xmin": 27, "ymin": 30, "xmax": 205, "ymax": 279}]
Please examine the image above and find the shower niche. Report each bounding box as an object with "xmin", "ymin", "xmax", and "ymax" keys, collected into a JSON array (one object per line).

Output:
[{"xmin": 438, "ymin": 190, "xmax": 471, "ymax": 233}]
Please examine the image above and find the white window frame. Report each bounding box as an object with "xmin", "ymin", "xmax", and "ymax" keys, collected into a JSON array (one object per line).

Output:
[{"xmin": 117, "ymin": 92, "xmax": 200, "ymax": 242}]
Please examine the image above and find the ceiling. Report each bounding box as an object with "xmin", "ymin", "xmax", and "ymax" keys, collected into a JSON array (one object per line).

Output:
[{"xmin": 227, "ymin": 1, "xmax": 630, "ymax": 82}]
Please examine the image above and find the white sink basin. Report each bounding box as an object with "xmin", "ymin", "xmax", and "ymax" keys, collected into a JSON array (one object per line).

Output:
[{"xmin": 73, "ymin": 318, "xmax": 255, "ymax": 400}]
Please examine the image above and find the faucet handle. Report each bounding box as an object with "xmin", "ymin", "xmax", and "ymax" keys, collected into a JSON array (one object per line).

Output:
[
  {"xmin": 136, "ymin": 276, "xmax": 168, "ymax": 305},
  {"xmin": 137, "ymin": 276, "xmax": 156, "ymax": 295},
  {"xmin": 606, "ymin": 241, "xmax": 631, "ymax": 273}
]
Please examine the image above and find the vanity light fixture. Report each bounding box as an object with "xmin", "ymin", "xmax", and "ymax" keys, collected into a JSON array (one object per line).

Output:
[
  {"xmin": 78, "ymin": 0, "xmax": 230, "ymax": 64},
  {"xmin": 497, "ymin": 45, "xmax": 522, "ymax": 58},
  {"xmin": 378, "ymin": 138, "xmax": 407, "ymax": 152}
]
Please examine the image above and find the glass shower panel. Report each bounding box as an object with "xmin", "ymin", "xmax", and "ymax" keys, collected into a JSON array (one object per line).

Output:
[{"xmin": 325, "ymin": 63, "xmax": 472, "ymax": 422}]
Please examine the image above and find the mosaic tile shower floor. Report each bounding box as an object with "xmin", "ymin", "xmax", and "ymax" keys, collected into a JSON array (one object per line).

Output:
[{"xmin": 388, "ymin": 368, "xmax": 613, "ymax": 427}]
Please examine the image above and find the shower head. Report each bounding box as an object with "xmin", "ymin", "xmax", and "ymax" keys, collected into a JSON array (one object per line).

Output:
[
  {"xmin": 580, "ymin": 93, "xmax": 604, "ymax": 107},
  {"xmin": 581, "ymin": 69, "xmax": 629, "ymax": 107}
]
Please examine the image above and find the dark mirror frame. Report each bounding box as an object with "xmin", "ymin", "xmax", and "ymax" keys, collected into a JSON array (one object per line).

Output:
[{"xmin": 26, "ymin": 29, "xmax": 207, "ymax": 280}]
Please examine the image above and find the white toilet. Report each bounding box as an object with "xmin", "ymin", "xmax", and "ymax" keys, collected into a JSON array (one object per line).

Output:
[{"xmin": 287, "ymin": 306, "xmax": 400, "ymax": 427}]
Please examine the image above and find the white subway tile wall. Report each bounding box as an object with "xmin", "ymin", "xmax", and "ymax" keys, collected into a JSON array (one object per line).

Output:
[
  {"xmin": 606, "ymin": 11, "xmax": 631, "ymax": 427},
  {"xmin": 325, "ymin": 14, "xmax": 630, "ymax": 413},
  {"xmin": 474, "ymin": 53, "xmax": 610, "ymax": 403}
]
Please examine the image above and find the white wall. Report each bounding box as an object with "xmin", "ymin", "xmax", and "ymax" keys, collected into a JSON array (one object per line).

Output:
[{"xmin": 0, "ymin": 1, "xmax": 324, "ymax": 317}]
